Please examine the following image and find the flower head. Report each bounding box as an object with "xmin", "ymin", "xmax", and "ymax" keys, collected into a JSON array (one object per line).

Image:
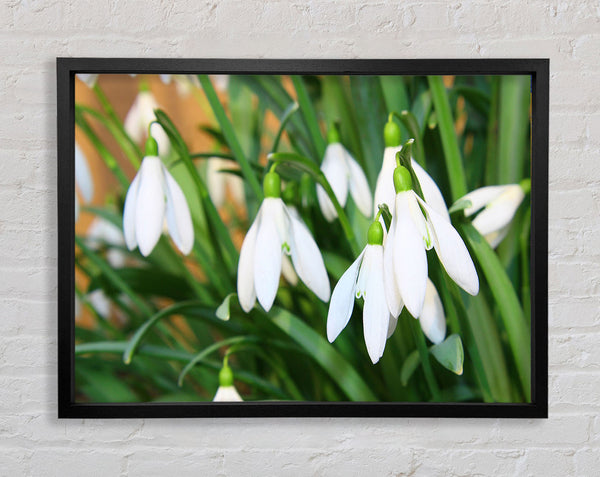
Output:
[
  {"xmin": 124, "ymin": 87, "xmax": 170, "ymax": 157},
  {"xmin": 237, "ymin": 171, "xmax": 330, "ymax": 313},
  {"xmin": 384, "ymin": 165, "xmax": 479, "ymax": 318},
  {"xmin": 316, "ymin": 126, "xmax": 372, "ymax": 222},
  {"xmin": 213, "ymin": 359, "xmax": 243, "ymax": 402},
  {"xmin": 123, "ymin": 137, "xmax": 194, "ymax": 257},
  {"xmin": 206, "ymin": 158, "xmax": 245, "ymax": 208},
  {"xmin": 327, "ymin": 221, "xmax": 393, "ymax": 364},
  {"xmin": 460, "ymin": 184, "xmax": 526, "ymax": 249}
]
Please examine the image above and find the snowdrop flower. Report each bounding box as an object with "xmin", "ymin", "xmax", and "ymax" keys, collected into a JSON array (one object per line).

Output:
[
  {"xmin": 75, "ymin": 144, "xmax": 94, "ymax": 221},
  {"xmin": 237, "ymin": 171, "xmax": 330, "ymax": 313},
  {"xmin": 87, "ymin": 217, "xmax": 126, "ymax": 268},
  {"xmin": 327, "ymin": 220, "xmax": 392, "ymax": 364},
  {"xmin": 374, "ymin": 120, "xmax": 449, "ymax": 221},
  {"xmin": 418, "ymin": 278, "xmax": 446, "ymax": 345},
  {"xmin": 206, "ymin": 158, "xmax": 245, "ymax": 208},
  {"xmin": 213, "ymin": 359, "xmax": 243, "ymax": 402},
  {"xmin": 459, "ymin": 183, "xmax": 527, "ymax": 249},
  {"xmin": 316, "ymin": 126, "xmax": 372, "ymax": 222},
  {"xmin": 123, "ymin": 137, "xmax": 194, "ymax": 257},
  {"xmin": 124, "ymin": 85, "xmax": 170, "ymax": 157},
  {"xmin": 384, "ymin": 165, "xmax": 479, "ymax": 319}
]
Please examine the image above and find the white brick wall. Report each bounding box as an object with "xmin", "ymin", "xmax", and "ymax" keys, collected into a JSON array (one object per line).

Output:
[{"xmin": 0, "ymin": 0, "xmax": 598, "ymax": 475}]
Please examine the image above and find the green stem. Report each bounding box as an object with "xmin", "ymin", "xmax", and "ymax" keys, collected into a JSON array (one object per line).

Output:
[
  {"xmin": 271, "ymin": 102, "xmax": 300, "ymax": 153},
  {"xmin": 428, "ymin": 76, "xmax": 468, "ymax": 201},
  {"xmin": 198, "ymin": 75, "xmax": 263, "ymax": 200},
  {"xmin": 410, "ymin": 317, "xmax": 441, "ymax": 401}
]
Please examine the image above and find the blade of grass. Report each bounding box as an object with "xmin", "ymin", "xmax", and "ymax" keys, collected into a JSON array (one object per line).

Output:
[
  {"xmin": 198, "ymin": 75, "xmax": 263, "ymax": 200},
  {"xmin": 459, "ymin": 222, "xmax": 531, "ymax": 400},
  {"xmin": 292, "ymin": 76, "xmax": 326, "ymax": 157},
  {"xmin": 428, "ymin": 76, "xmax": 468, "ymax": 201},
  {"xmin": 75, "ymin": 111, "xmax": 129, "ymax": 189},
  {"xmin": 271, "ymin": 102, "xmax": 300, "ymax": 153},
  {"xmin": 409, "ymin": 313, "xmax": 441, "ymax": 401},
  {"xmin": 269, "ymin": 307, "xmax": 377, "ymax": 401}
]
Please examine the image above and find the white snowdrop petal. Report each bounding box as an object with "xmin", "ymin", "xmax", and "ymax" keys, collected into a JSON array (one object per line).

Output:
[
  {"xmin": 288, "ymin": 208, "xmax": 331, "ymax": 302},
  {"xmin": 363, "ymin": 246, "xmax": 390, "ymax": 364},
  {"xmin": 383, "ymin": 216, "xmax": 403, "ymax": 318},
  {"xmin": 150, "ymin": 122, "xmax": 171, "ymax": 158},
  {"xmin": 163, "ymin": 165, "xmax": 194, "ymax": 255},
  {"xmin": 373, "ymin": 146, "xmax": 399, "ymax": 216},
  {"xmin": 484, "ymin": 224, "xmax": 511, "ymax": 249},
  {"xmin": 393, "ymin": 192, "xmax": 428, "ymax": 317},
  {"xmin": 413, "ymin": 161, "xmax": 449, "ymax": 222},
  {"xmin": 76, "ymin": 74, "xmax": 98, "ymax": 88},
  {"xmin": 419, "ymin": 279, "xmax": 446, "ymax": 345},
  {"xmin": 206, "ymin": 158, "xmax": 226, "ymax": 207},
  {"xmin": 419, "ymin": 198, "xmax": 479, "ymax": 296},
  {"xmin": 387, "ymin": 315, "xmax": 398, "ymax": 339},
  {"xmin": 123, "ymin": 172, "xmax": 141, "ymax": 251},
  {"xmin": 461, "ymin": 185, "xmax": 507, "ymax": 217},
  {"xmin": 124, "ymin": 96, "xmax": 143, "ymax": 143},
  {"xmin": 316, "ymin": 184, "xmax": 338, "ymax": 222},
  {"xmin": 346, "ymin": 152, "xmax": 373, "ymax": 218},
  {"xmin": 254, "ymin": 200, "xmax": 283, "ymax": 312},
  {"xmin": 281, "ymin": 254, "xmax": 298, "ymax": 285},
  {"xmin": 471, "ymin": 185, "xmax": 525, "ymax": 237},
  {"xmin": 237, "ymin": 210, "xmax": 260, "ymax": 313},
  {"xmin": 322, "ymin": 143, "xmax": 349, "ymax": 204},
  {"xmin": 159, "ymin": 74, "xmax": 172, "ymax": 85},
  {"xmin": 213, "ymin": 385, "xmax": 243, "ymax": 402},
  {"xmin": 75, "ymin": 145, "xmax": 94, "ymax": 203},
  {"xmin": 327, "ymin": 250, "xmax": 364, "ymax": 343},
  {"xmin": 134, "ymin": 157, "xmax": 166, "ymax": 257}
]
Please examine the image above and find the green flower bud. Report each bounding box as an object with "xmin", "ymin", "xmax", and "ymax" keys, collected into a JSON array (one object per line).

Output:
[
  {"xmin": 384, "ymin": 120, "xmax": 401, "ymax": 148},
  {"xmin": 327, "ymin": 123, "xmax": 341, "ymax": 144},
  {"xmin": 218, "ymin": 363, "xmax": 234, "ymax": 387},
  {"xmin": 145, "ymin": 136, "xmax": 158, "ymax": 156},
  {"xmin": 393, "ymin": 166, "xmax": 412, "ymax": 193},
  {"xmin": 263, "ymin": 171, "xmax": 281, "ymax": 198},
  {"xmin": 367, "ymin": 220, "xmax": 384, "ymax": 246}
]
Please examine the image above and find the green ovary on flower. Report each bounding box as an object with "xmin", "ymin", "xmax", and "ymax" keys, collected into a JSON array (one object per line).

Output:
[
  {"xmin": 393, "ymin": 166, "xmax": 413, "ymax": 193},
  {"xmin": 263, "ymin": 171, "xmax": 281, "ymax": 198}
]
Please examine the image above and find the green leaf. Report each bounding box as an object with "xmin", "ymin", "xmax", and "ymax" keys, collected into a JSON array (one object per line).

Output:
[
  {"xmin": 458, "ymin": 222, "xmax": 531, "ymax": 400},
  {"xmin": 292, "ymin": 76, "xmax": 326, "ymax": 157},
  {"xmin": 123, "ymin": 300, "xmax": 210, "ymax": 365},
  {"xmin": 216, "ymin": 293, "xmax": 237, "ymax": 321},
  {"xmin": 269, "ymin": 307, "xmax": 376, "ymax": 401},
  {"xmin": 430, "ymin": 334, "xmax": 464, "ymax": 375},
  {"xmin": 271, "ymin": 101, "xmax": 299, "ymax": 153},
  {"xmin": 349, "ymin": 76, "xmax": 387, "ymax": 186},
  {"xmin": 400, "ymin": 350, "xmax": 420, "ymax": 386},
  {"xmin": 428, "ymin": 76, "xmax": 468, "ymax": 201},
  {"xmin": 198, "ymin": 75, "xmax": 263, "ymax": 200}
]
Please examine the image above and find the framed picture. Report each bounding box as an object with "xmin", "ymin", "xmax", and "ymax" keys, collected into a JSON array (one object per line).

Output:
[{"xmin": 58, "ymin": 58, "xmax": 548, "ymax": 418}]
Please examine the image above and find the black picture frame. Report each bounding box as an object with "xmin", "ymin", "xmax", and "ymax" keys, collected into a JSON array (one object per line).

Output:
[{"xmin": 57, "ymin": 58, "xmax": 548, "ymax": 418}]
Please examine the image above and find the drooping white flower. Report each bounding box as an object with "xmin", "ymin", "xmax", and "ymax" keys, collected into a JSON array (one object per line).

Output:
[
  {"xmin": 374, "ymin": 146, "xmax": 449, "ymax": 221},
  {"xmin": 384, "ymin": 166, "xmax": 478, "ymax": 319},
  {"xmin": 124, "ymin": 88, "xmax": 170, "ymax": 157},
  {"xmin": 123, "ymin": 138, "xmax": 194, "ymax": 257},
  {"xmin": 213, "ymin": 359, "xmax": 243, "ymax": 402},
  {"xmin": 206, "ymin": 157, "xmax": 245, "ymax": 208},
  {"xmin": 75, "ymin": 144, "xmax": 94, "ymax": 221},
  {"xmin": 327, "ymin": 221, "xmax": 391, "ymax": 364},
  {"xmin": 459, "ymin": 184, "xmax": 526, "ymax": 249},
  {"xmin": 237, "ymin": 172, "xmax": 330, "ymax": 313},
  {"xmin": 87, "ymin": 217, "xmax": 126, "ymax": 268},
  {"xmin": 316, "ymin": 137, "xmax": 372, "ymax": 222}
]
